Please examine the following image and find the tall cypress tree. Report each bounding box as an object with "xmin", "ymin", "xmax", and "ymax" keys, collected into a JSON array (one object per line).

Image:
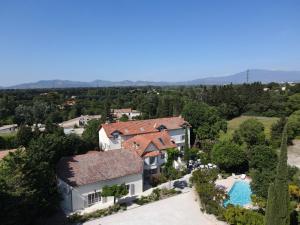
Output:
[
  {"xmin": 265, "ymin": 124, "xmax": 289, "ymax": 225},
  {"xmin": 184, "ymin": 127, "xmax": 190, "ymax": 162}
]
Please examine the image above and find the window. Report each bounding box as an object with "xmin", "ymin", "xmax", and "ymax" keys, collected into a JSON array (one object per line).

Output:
[
  {"xmin": 161, "ymin": 153, "xmax": 165, "ymax": 159},
  {"xmin": 157, "ymin": 125, "xmax": 167, "ymax": 131},
  {"xmin": 181, "ymin": 135, "xmax": 185, "ymax": 141},
  {"xmin": 130, "ymin": 184, "xmax": 135, "ymax": 195},
  {"xmin": 113, "ymin": 133, "xmax": 119, "ymax": 139},
  {"xmin": 149, "ymin": 156, "xmax": 156, "ymax": 164},
  {"xmin": 88, "ymin": 191, "xmax": 101, "ymax": 206},
  {"xmin": 126, "ymin": 184, "xmax": 130, "ymax": 192}
]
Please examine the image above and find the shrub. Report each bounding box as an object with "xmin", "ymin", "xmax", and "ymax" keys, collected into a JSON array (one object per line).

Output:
[
  {"xmin": 150, "ymin": 174, "xmax": 168, "ymax": 187},
  {"xmin": 134, "ymin": 188, "xmax": 181, "ymax": 205},
  {"xmin": 211, "ymin": 140, "xmax": 248, "ymax": 173},
  {"xmin": 223, "ymin": 206, "xmax": 264, "ymax": 225},
  {"xmin": 67, "ymin": 204, "xmax": 125, "ymax": 223}
]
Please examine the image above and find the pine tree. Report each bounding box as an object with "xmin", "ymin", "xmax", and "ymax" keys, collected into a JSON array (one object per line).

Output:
[{"xmin": 265, "ymin": 124, "xmax": 289, "ymax": 225}]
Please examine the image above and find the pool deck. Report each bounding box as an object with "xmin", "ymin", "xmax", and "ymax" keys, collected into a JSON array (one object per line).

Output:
[
  {"xmin": 216, "ymin": 175, "xmax": 253, "ymax": 208},
  {"xmin": 215, "ymin": 175, "xmax": 251, "ymax": 192}
]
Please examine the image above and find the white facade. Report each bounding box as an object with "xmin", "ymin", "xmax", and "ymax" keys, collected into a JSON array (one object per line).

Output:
[
  {"xmin": 59, "ymin": 115, "xmax": 101, "ymax": 129},
  {"xmin": 168, "ymin": 128, "xmax": 191, "ymax": 151},
  {"xmin": 113, "ymin": 110, "xmax": 141, "ymax": 120},
  {"xmin": 58, "ymin": 173, "xmax": 143, "ymax": 213},
  {"xmin": 143, "ymin": 143, "xmax": 167, "ymax": 176},
  {"xmin": 99, "ymin": 127, "xmax": 190, "ymax": 151},
  {"xmin": 99, "ymin": 128, "xmax": 134, "ymax": 150},
  {"xmin": 0, "ymin": 124, "xmax": 18, "ymax": 134}
]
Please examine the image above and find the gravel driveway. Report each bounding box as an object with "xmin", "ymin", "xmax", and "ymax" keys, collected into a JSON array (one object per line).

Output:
[
  {"xmin": 84, "ymin": 191, "xmax": 223, "ymax": 225},
  {"xmin": 288, "ymin": 140, "xmax": 300, "ymax": 168}
]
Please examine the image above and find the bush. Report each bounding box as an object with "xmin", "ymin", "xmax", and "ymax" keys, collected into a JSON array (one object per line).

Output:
[
  {"xmin": 68, "ymin": 204, "xmax": 125, "ymax": 223},
  {"xmin": 223, "ymin": 206, "xmax": 264, "ymax": 225},
  {"xmin": 150, "ymin": 174, "xmax": 168, "ymax": 187},
  {"xmin": 0, "ymin": 134, "xmax": 17, "ymax": 149},
  {"xmin": 134, "ymin": 188, "xmax": 181, "ymax": 205},
  {"xmin": 211, "ymin": 140, "xmax": 247, "ymax": 173}
]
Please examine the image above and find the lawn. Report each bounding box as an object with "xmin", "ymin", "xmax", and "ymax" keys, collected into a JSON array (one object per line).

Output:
[
  {"xmin": 220, "ymin": 116, "xmax": 279, "ymax": 140},
  {"xmin": 0, "ymin": 132, "xmax": 17, "ymax": 138}
]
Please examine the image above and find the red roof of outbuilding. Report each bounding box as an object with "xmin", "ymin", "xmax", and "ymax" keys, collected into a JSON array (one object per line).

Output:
[{"xmin": 0, "ymin": 149, "xmax": 17, "ymax": 160}]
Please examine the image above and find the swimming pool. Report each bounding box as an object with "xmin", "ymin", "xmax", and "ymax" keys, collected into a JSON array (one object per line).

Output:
[{"xmin": 223, "ymin": 180, "xmax": 252, "ymax": 207}]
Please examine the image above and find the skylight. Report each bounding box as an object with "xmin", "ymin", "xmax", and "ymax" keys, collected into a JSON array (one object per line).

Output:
[{"xmin": 158, "ymin": 137, "xmax": 165, "ymax": 145}]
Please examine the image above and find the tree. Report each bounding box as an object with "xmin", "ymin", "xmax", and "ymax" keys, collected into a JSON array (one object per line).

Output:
[
  {"xmin": 0, "ymin": 148, "xmax": 34, "ymax": 225},
  {"xmin": 287, "ymin": 93, "xmax": 300, "ymax": 114},
  {"xmin": 82, "ymin": 119, "xmax": 101, "ymax": 149},
  {"xmin": 66, "ymin": 133, "xmax": 89, "ymax": 155},
  {"xmin": 163, "ymin": 148, "xmax": 181, "ymax": 180},
  {"xmin": 44, "ymin": 121, "xmax": 64, "ymax": 136},
  {"xmin": 249, "ymin": 145, "xmax": 277, "ymax": 198},
  {"xmin": 15, "ymin": 125, "xmax": 33, "ymax": 147},
  {"xmin": 15, "ymin": 105, "xmax": 34, "ymax": 125},
  {"xmin": 183, "ymin": 127, "xmax": 190, "ymax": 161},
  {"xmin": 271, "ymin": 117, "xmax": 287, "ymax": 147},
  {"xmin": 32, "ymin": 101, "xmax": 50, "ymax": 124},
  {"xmin": 190, "ymin": 168, "xmax": 225, "ymax": 214},
  {"xmin": 119, "ymin": 114, "xmax": 129, "ymax": 122},
  {"xmin": 181, "ymin": 101, "xmax": 227, "ymax": 148},
  {"xmin": 265, "ymin": 124, "xmax": 289, "ymax": 225},
  {"xmin": 101, "ymin": 184, "xmax": 128, "ymax": 204},
  {"xmin": 287, "ymin": 110, "xmax": 300, "ymax": 142},
  {"xmin": 211, "ymin": 140, "xmax": 247, "ymax": 173},
  {"xmin": 165, "ymin": 148, "xmax": 179, "ymax": 168},
  {"xmin": 101, "ymin": 100, "xmax": 113, "ymax": 123},
  {"xmin": 233, "ymin": 119, "xmax": 265, "ymax": 147}
]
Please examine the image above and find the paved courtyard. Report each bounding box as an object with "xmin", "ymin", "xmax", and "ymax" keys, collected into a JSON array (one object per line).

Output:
[{"xmin": 84, "ymin": 191, "xmax": 224, "ymax": 225}]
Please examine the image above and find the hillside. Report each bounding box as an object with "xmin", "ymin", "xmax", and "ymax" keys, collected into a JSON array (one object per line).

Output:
[{"xmin": 2, "ymin": 69, "xmax": 300, "ymax": 89}]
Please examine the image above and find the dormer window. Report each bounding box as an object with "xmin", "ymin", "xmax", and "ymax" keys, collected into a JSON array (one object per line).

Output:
[
  {"xmin": 111, "ymin": 130, "xmax": 122, "ymax": 139},
  {"xmin": 112, "ymin": 132, "xmax": 119, "ymax": 139},
  {"xmin": 157, "ymin": 125, "xmax": 167, "ymax": 132}
]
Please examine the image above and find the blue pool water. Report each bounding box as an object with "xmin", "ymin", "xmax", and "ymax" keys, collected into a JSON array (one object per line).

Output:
[{"xmin": 223, "ymin": 181, "xmax": 252, "ymax": 207}]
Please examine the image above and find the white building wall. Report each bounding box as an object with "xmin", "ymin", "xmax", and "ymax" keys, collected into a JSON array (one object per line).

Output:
[
  {"xmin": 59, "ymin": 173, "xmax": 143, "ymax": 213},
  {"xmin": 129, "ymin": 112, "xmax": 141, "ymax": 119},
  {"xmin": 99, "ymin": 127, "xmax": 191, "ymax": 151},
  {"xmin": 99, "ymin": 128, "xmax": 122, "ymax": 150},
  {"xmin": 168, "ymin": 127, "xmax": 190, "ymax": 150},
  {"xmin": 143, "ymin": 144, "xmax": 167, "ymax": 171}
]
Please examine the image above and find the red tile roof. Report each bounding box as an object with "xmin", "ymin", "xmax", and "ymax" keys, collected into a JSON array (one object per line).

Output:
[
  {"xmin": 112, "ymin": 108, "xmax": 136, "ymax": 114},
  {"xmin": 56, "ymin": 150, "xmax": 143, "ymax": 187},
  {"xmin": 143, "ymin": 151, "xmax": 161, "ymax": 158},
  {"xmin": 122, "ymin": 131, "xmax": 177, "ymax": 157},
  {"xmin": 101, "ymin": 116, "xmax": 189, "ymax": 138},
  {"xmin": 0, "ymin": 149, "xmax": 17, "ymax": 160}
]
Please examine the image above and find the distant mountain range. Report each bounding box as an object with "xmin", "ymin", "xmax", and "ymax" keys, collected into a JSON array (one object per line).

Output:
[{"xmin": 1, "ymin": 69, "xmax": 300, "ymax": 89}]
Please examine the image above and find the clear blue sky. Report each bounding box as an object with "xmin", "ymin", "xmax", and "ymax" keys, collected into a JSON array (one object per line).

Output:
[{"xmin": 0, "ymin": 0, "xmax": 300, "ymax": 86}]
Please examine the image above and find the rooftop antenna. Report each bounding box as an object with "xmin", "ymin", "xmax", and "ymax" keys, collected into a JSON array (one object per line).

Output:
[{"xmin": 246, "ymin": 69, "xmax": 249, "ymax": 83}]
